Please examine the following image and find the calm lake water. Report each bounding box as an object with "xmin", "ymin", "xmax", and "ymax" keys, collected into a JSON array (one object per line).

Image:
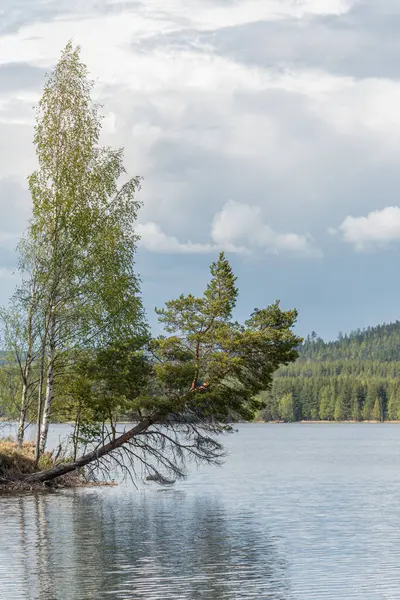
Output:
[{"xmin": 1, "ymin": 423, "xmax": 400, "ymax": 599}]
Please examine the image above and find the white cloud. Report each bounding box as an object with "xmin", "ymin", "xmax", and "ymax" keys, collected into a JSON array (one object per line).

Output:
[
  {"xmin": 0, "ymin": 0, "xmax": 395, "ymax": 265},
  {"xmin": 0, "ymin": 0, "xmax": 393, "ymax": 217},
  {"xmin": 211, "ymin": 200, "xmax": 322, "ymax": 257},
  {"xmin": 102, "ymin": 112, "xmax": 117, "ymax": 134},
  {"xmin": 0, "ymin": 0, "xmax": 354, "ymax": 73},
  {"xmin": 338, "ymin": 206, "xmax": 400, "ymax": 251},
  {"xmin": 137, "ymin": 201, "xmax": 321, "ymax": 257},
  {"xmin": 313, "ymin": 78, "xmax": 400, "ymax": 144},
  {"xmin": 0, "ymin": 0, "xmax": 353, "ymax": 153},
  {"xmin": 0, "ymin": 0, "xmax": 355, "ymax": 102}
]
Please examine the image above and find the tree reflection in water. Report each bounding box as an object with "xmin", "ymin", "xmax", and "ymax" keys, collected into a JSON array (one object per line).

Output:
[{"xmin": 3, "ymin": 489, "xmax": 290, "ymax": 600}]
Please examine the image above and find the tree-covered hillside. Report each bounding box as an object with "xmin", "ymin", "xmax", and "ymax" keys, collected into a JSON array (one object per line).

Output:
[{"xmin": 260, "ymin": 322, "xmax": 400, "ymax": 422}]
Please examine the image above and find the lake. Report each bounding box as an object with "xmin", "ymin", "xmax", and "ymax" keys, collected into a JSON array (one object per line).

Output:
[{"xmin": 1, "ymin": 423, "xmax": 400, "ymax": 599}]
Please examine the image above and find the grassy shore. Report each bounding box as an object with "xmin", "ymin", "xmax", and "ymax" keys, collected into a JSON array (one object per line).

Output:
[{"xmin": 0, "ymin": 440, "xmax": 88, "ymax": 493}]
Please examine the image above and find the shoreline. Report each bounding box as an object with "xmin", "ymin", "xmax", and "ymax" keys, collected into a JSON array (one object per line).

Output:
[
  {"xmin": 0, "ymin": 475, "xmax": 111, "ymax": 495},
  {"xmin": 0, "ymin": 440, "xmax": 116, "ymax": 494},
  {"xmin": 0, "ymin": 478, "xmax": 117, "ymax": 495},
  {"xmin": 3, "ymin": 419, "xmax": 400, "ymax": 427},
  {"xmin": 259, "ymin": 420, "xmax": 398, "ymax": 424}
]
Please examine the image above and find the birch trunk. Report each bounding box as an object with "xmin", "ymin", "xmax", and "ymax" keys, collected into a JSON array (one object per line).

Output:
[
  {"xmin": 39, "ymin": 313, "xmax": 56, "ymax": 455},
  {"xmin": 17, "ymin": 280, "xmax": 36, "ymax": 448},
  {"xmin": 17, "ymin": 381, "xmax": 29, "ymax": 448},
  {"xmin": 34, "ymin": 340, "xmax": 46, "ymax": 465}
]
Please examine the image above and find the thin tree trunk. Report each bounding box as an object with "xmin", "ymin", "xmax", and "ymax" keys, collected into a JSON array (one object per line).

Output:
[
  {"xmin": 39, "ymin": 312, "xmax": 56, "ymax": 455},
  {"xmin": 26, "ymin": 416, "xmax": 156, "ymax": 483},
  {"xmin": 34, "ymin": 340, "xmax": 46, "ymax": 466},
  {"xmin": 72, "ymin": 400, "xmax": 82, "ymax": 462},
  {"xmin": 17, "ymin": 281, "xmax": 36, "ymax": 448},
  {"xmin": 17, "ymin": 356, "xmax": 33, "ymax": 448},
  {"xmin": 17, "ymin": 381, "xmax": 29, "ymax": 448}
]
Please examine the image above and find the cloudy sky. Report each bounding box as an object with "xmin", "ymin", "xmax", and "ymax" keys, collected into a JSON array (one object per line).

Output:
[{"xmin": 0, "ymin": 0, "xmax": 400, "ymax": 340}]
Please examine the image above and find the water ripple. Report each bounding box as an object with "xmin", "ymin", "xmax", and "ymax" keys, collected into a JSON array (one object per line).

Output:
[{"xmin": 2, "ymin": 424, "xmax": 400, "ymax": 599}]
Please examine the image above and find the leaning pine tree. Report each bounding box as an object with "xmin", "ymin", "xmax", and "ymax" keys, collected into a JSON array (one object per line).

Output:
[{"xmin": 26, "ymin": 252, "xmax": 302, "ymax": 485}]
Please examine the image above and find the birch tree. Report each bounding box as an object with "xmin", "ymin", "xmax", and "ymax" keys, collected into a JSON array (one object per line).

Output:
[
  {"xmin": 17, "ymin": 41, "xmax": 143, "ymax": 458},
  {"xmin": 0, "ymin": 247, "xmax": 43, "ymax": 447}
]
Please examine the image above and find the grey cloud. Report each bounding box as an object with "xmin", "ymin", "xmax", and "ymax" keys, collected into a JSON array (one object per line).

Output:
[
  {"xmin": 0, "ymin": 179, "xmax": 30, "ymax": 280},
  {"xmin": 133, "ymin": 2, "xmax": 400, "ymax": 81},
  {"xmin": 5, "ymin": 0, "xmax": 400, "ymax": 82},
  {"xmin": 0, "ymin": 178, "xmax": 31, "ymax": 235},
  {"xmin": 0, "ymin": 122, "xmax": 36, "ymax": 179},
  {"xmin": 208, "ymin": 13, "xmax": 400, "ymax": 80},
  {"xmin": 0, "ymin": 63, "xmax": 46, "ymax": 92},
  {"xmin": 145, "ymin": 126, "xmax": 400, "ymax": 239},
  {"xmin": 0, "ymin": 0, "xmax": 140, "ymax": 35},
  {"xmin": 106, "ymin": 82, "xmax": 400, "ymax": 244},
  {"xmin": 0, "ymin": 0, "xmax": 67, "ymax": 34}
]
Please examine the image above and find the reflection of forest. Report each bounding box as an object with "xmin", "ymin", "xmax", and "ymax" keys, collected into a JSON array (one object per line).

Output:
[{"xmin": 7, "ymin": 490, "xmax": 290, "ymax": 600}]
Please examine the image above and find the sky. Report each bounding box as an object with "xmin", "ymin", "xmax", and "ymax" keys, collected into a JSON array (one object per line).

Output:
[{"xmin": 0, "ymin": 0, "xmax": 400, "ymax": 341}]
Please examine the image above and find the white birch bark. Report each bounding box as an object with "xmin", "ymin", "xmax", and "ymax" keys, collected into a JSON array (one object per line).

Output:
[{"xmin": 39, "ymin": 312, "xmax": 56, "ymax": 455}]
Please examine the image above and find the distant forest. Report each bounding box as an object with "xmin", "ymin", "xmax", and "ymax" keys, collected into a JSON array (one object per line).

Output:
[{"xmin": 260, "ymin": 322, "xmax": 400, "ymax": 422}]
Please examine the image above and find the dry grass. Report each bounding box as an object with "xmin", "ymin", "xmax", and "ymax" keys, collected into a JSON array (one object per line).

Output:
[
  {"xmin": 0, "ymin": 440, "xmax": 54, "ymax": 477},
  {"xmin": 0, "ymin": 439, "xmax": 115, "ymax": 493},
  {"xmin": 0, "ymin": 438, "xmax": 57, "ymax": 492},
  {"xmin": 0, "ymin": 439, "xmax": 75, "ymax": 492}
]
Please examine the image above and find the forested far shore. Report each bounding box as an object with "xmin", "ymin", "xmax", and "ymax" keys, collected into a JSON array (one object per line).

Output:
[
  {"xmin": 261, "ymin": 322, "xmax": 400, "ymax": 423},
  {"xmin": 4, "ymin": 320, "xmax": 400, "ymax": 426},
  {"xmin": 5, "ymin": 321, "xmax": 400, "ymax": 426}
]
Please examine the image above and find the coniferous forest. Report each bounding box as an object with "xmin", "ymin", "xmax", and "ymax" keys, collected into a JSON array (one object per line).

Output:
[{"xmin": 260, "ymin": 322, "xmax": 400, "ymax": 422}]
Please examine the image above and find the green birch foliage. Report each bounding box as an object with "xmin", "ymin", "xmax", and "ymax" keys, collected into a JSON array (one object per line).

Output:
[
  {"xmin": 25, "ymin": 40, "xmax": 143, "ymax": 348},
  {"xmin": 5, "ymin": 41, "xmax": 145, "ymax": 450}
]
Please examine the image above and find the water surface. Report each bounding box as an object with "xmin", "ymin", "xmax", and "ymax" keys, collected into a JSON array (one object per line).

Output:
[{"xmin": 1, "ymin": 423, "xmax": 400, "ymax": 599}]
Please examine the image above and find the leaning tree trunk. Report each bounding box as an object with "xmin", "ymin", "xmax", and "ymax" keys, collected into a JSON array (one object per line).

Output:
[
  {"xmin": 39, "ymin": 313, "xmax": 56, "ymax": 455},
  {"xmin": 26, "ymin": 416, "xmax": 155, "ymax": 483}
]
